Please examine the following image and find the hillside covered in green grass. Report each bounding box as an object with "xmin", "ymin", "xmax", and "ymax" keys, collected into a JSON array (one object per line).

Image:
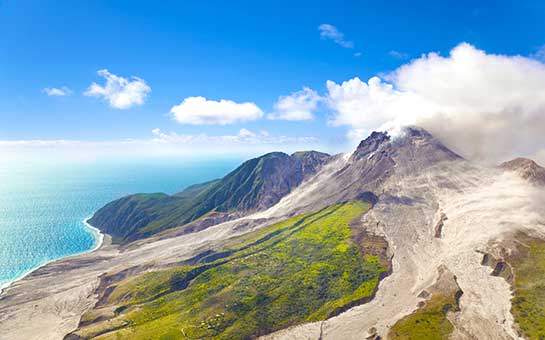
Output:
[
  {"xmin": 70, "ymin": 200, "xmax": 390, "ymax": 339},
  {"xmin": 89, "ymin": 151, "xmax": 330, "ymax": 243},
  {"xmin": 506, "ymin": 234, "xmax": 545, "ymax": 339}
]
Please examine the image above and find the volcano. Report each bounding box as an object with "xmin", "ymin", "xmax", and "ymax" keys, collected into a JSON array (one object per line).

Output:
[{"xmin": 2, "ymin": 127, "xmax": 545, "ymax": 340}]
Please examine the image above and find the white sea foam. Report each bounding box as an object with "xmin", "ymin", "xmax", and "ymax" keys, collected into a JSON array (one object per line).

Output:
[{"xmin": 83, "ymin": 217, "xmax": 104, "ymax": 252}]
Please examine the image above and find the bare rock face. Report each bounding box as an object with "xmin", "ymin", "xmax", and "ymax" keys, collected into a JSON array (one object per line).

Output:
[
  {"xmin": 350, "ymin": 131, "xmax": 391, "ymax": 161},
  {"xmin": 292, "ymin": 150, "xmax": 332, "ymax": 179},
  {"xmin": 499, "ymin": 157, "xmax": 545, "ymax": 186},
  {"xmin": 242, "ymin": 151, "xmax": 331, "ymax": 211},
  {"xmin": 275, "ymin": 126, "xmax": 464, "ymax": 216},
  {"xmin": 351, "ymin": 126, "xmax": 463, "ymax": 177}
]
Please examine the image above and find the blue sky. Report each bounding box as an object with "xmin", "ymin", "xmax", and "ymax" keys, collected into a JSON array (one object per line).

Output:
[{"xmin": 1, "ymin": 0, "xmax": 545, "ymax": 158}]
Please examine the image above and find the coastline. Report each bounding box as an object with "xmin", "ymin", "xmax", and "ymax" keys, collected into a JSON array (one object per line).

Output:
[
  {"xmin": 83, "ymin": 217, "xmax": 105, "ymax": 252},
  {"xmin": 0, "ymin": 216, "xmax": 104, "ymax": 296}
]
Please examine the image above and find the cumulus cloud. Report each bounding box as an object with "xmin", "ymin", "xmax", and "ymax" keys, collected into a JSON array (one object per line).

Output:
[
  {"xmin": 84, "ymin": 69, "xmax": 151, "ymax": 109},
  {"xmin": 318, "ymin": 24, "xmax": 354, "ymax": 49},
  {"xmin": 238, "ymin": 128, "xmax": 256, "ymax": 138},
  {"xmin": 43, "ymin": 86, "xmax": 72, "ymax": 96},
  {"xmin": 268, "ymin": 87, "xmax": 321, "ymax": 121},
  {"xmin": 325, "ymin": 43, "xmax": 545, "ymax": 163},
  {"xmin": 171, "ymin": 96, "xmax": 263, "ymax": 125}
]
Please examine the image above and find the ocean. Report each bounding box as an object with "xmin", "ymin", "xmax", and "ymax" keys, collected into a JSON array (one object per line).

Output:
[{"xmin": 0, "ymin": 157, "xmax": 242, "ymax": 288}]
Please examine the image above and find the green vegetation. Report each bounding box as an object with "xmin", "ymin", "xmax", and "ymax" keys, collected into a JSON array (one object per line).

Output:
[
  {"xmin": 89, "ymin": 151, "xmax": 330, "ymax": 243},
  {"xmin": 508, "ymin": 234, "xmax": 545, "ymax": 339},
  {"xmin": 74, "ymin": 200, "xmax": 388, "ymax": 339},
  {"xmin": 388, "ymin": 293, "xmax": 459, "ymax": 340}
]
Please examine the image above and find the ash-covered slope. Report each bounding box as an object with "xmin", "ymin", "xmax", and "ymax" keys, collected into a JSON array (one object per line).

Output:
[
  {"xmin": 89, "ymin": 151, "xmax": 330, "ymax": 243},
  {"xmin": 262, "ymin": 126, "xmax": 462, "ymax": 217},
  {"xmin": 499, "ymin": 157, "xmax": 545, "ymax": 186},
  {"xmin": 264, "ymin": 128, "xmax": 545, "ymax": 340}
]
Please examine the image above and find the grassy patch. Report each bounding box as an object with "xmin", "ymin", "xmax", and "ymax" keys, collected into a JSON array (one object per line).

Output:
[
  {"xmin": 388, "ymin": 292, "xmax": 458, "ymax": 340},
  {"xmin": 74, "ymin": 200, "xmax": 388, "ymax": 339},
  {"xmin": 507, "ymin": 234, "xmax": 545, "ymax": 339}
]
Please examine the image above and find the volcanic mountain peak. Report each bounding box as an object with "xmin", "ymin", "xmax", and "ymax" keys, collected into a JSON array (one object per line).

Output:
[
  {"xmin": 350, "ymin": 126, "xmax": 462, "ymax": 167},
  {"xmin": 269, "ymin": 126, "xmax": 467, "ymax": 218},
  {"xmin": 351, "ymin": 130, "xmax": 391, "ymax": 161},
  {"xmin": 499, "ymin": 157, "xmax": 545, "ymax": 185}
]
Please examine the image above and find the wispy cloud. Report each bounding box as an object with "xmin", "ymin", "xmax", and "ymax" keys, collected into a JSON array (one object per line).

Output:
[
  {"xmin": 0, "ymin": 129, "xmax": 317, "ymax": 147},
  {"xmin": 170, "ymin": 96, "xmax": 263, "ymax": 125},
  {"xmin": 268, "ymin": 87, "xmax": 321, "ymax": 121},
  {"xmin": 42, "ymin": 86, "xmax": 72, "ymax": 97},
  {"xmin": 318, "ymin": 24, "xmax": 354, "ymax": 49},
  {"xmin": 353, "ymin": 52, "xmax": 363, "ymax": 57},
  {"xmin": 389, "ymin": 50, "xmax": 409, "ymax": 59},
  {"xmin": 84, "ymin": 69, "xmax": 151, "ymax": 109},
  {"xmin": 150, "ymin": 128, "xmax": 317, "ymax": 145}
]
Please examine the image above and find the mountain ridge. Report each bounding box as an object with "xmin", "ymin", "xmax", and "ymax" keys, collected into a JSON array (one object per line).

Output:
[{"xmin": 89, "ymin": 150, "xmax": 331, "ymax": 243}]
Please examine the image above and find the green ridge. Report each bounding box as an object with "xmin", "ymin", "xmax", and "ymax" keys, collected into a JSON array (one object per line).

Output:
[{"xmin": 89, "ymin": 151, "xmax": 330, "ymax": 243}]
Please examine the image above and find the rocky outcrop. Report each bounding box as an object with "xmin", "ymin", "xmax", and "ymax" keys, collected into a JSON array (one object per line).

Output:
[
  {"xmin": 499, "ymin": 157, "xmax": 545, "ymax": 186},
  {"xmin": 434, "ymin": 212, "xmax": 448, "ymax": 238}
]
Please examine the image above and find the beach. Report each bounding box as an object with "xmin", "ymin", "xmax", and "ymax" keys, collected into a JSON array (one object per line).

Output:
[{"xmin": 0, "ymin": 218, "xmax": 104, "ymax": 297}]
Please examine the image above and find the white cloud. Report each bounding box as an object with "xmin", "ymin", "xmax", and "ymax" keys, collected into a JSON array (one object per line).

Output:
[
  {"xmin": 326, "ymin": 42, "xmax": 545, "ymax": 163},
  {"xmin": 238, "ymin": 128, "xmax": 256, "ymax": 138},
  {"xmin": 43, "ymin": 86, "xmax": 72, "ymax": 96},
  {"xmin": 84, "ymin": 69, "xmax": 151, "ymax": 109},
  {"xmin": 170, "ymin": 96, "xmax": 263, "ymax": 125},
  {"xmin": 353, "ymin": 52, "xmax": 363, "ymax": 57},
  {"xmin": 268, "ymin": 87, "xmax": 321, "ymax": 121},
  {"xmin": 318, "ymin": 24, "xmax": 354, "ymax": 49}
]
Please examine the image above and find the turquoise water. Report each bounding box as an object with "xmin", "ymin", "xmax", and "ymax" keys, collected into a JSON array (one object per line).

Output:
[{"xmin": 0, "ymin": 158, "xmax": 241, "ymax": 288}]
